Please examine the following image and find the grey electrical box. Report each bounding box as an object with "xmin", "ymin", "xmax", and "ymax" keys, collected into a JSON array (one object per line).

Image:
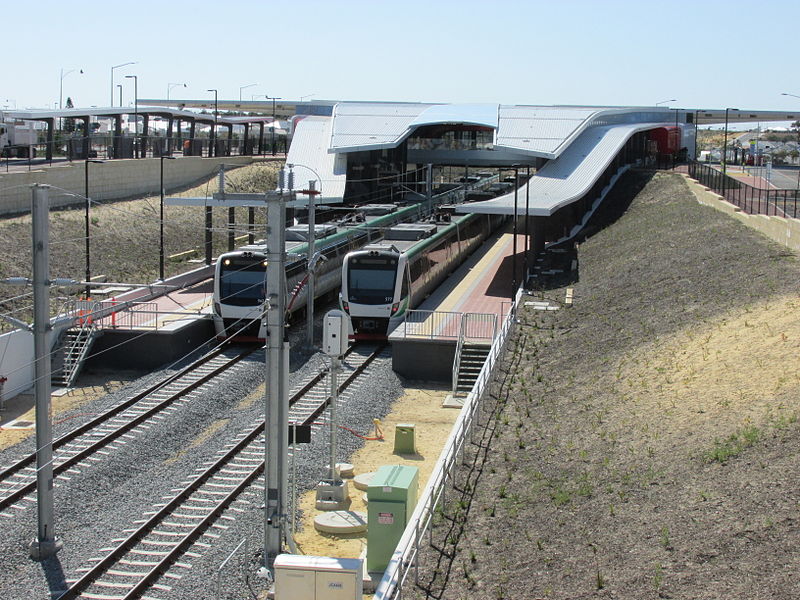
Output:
[
  {"xmin": 274, "ymin": 554, "xmax": 363, "ymax": 599},
  {"xmin": 323, "ymin": 310, "xmax": 348, "ymax": 357}
]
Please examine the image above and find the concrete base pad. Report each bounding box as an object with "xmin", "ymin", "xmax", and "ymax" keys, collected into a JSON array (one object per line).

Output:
[
  {"xmin": 442, "ymin": 394, "xmax": 465, "ymax": 408},
  {"xmin": 353, "ymin": 471, "xmax": 375, "ymax": 491},
  {"xmin": 315, "ymin": 479, "xmax": 350, "ymax": 511},
  {"xmin": 326, "ymin": 462, "xmax": 355, "ymax": 478},
  {"xmin": 313, "ymin": 510, "xmax": 367, "ymax": 534}
]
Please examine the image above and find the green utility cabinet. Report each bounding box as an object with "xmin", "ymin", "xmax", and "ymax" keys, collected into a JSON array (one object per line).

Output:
[{"xmin": 366, "ymin": 465, "xmax": 419, "ymax": 572}]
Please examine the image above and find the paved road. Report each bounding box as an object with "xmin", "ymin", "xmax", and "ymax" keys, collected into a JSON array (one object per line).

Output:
[{"xmin": 743, "ymin": 165, "xmax": 800, "ymax": 189}]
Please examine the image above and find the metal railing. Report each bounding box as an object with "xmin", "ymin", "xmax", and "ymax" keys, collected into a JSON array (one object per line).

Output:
[
  {"xmin": 67, "ymin": 299, "xmax": 160, "ymax": 330},
  {"xmin": 451, "ymin": 312, "xmax": 496, "ymax": 397},
  {"xmin": 461, "ymin": 312, "xmax": 497, "ymax": 341},
  {"xmin": 4, "ymin": 134, "xmax": 286, "ymax": 168},
  {"xmin": 374, "ymin": 288, "xmax": 522, "ymax": 599},
  {"xmin": 400, "ymin": 310, "xmax": 462, "ymax": 340},
  {"xmin": 688, "ymin": 161, "xmax": 800, "ymax": 218}
]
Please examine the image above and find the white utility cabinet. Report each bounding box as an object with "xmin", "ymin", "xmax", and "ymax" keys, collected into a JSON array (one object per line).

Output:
[{"xmin": 274, "ymin": 554, "xmax": 363, "ymax": 600}]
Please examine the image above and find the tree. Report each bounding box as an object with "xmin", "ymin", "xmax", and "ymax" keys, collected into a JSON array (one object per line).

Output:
[{"xmin": 64, "ymin": 97, "xmax": 75, "ymax": 134}]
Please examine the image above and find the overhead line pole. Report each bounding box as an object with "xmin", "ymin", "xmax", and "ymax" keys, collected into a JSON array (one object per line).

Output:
[{"xmin": 29, "ymin": 184, "xmax": 62, "ymax": 560}]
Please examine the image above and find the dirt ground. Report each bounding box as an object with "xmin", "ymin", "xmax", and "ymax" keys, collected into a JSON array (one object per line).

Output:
[
  {"xmin": 407, "ymin": 171, "xmax": 800, "ymax": 599},
  {"xmin": 293, "ymin": 386, "xmax": 458, "ymax": 561}
]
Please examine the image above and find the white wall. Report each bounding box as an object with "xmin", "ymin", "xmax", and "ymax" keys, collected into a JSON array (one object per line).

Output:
[
  {"xmin": 0, "ymin": 329, "xmax": 34, "ymax": 402},
  {"xmin": 0, "ymin": 156, "xmax": 256, "ymax": 215}
]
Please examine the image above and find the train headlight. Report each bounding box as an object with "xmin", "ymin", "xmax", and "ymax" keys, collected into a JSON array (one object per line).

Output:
[
  {"xmin": 223, "ymin": 259, "xmax": 231, "ymax": 266},
  {"xmin": 213, "ymin": 302, "xmax": 221, "ymax": 315},
  {"xmin": 390, "ymin": 302, "xmax": 400, "ymax": 315}
]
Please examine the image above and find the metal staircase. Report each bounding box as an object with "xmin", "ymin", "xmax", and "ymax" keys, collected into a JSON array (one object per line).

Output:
[
  {"xmin": 52, "ymin": 322, "xmax": 99, "ymax": 388},
  {"xmin": 451, "ymin": 312, "xmax": 497, "ymax": 399},
  {"xmin": 451, "ymin": 342, "xmax": 491, "ymax": 398}
]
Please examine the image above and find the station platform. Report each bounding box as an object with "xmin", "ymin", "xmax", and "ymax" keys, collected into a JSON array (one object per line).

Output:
[
  {"xmin": 87, "ymin": 278, "xmax": 215, "ymax": 371},
  {"xmin": 388, "ymin": 225, "xmax": 525, "ymax": 382}
]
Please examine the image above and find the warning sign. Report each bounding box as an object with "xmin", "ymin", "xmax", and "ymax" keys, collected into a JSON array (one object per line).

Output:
[{"xmin": 378, "ymin": 512, "xmax": 394, "ymax": 525}]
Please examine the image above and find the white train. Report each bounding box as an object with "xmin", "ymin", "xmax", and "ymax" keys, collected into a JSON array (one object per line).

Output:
[
  {"xmin": 340, "ymin": 211, "xmax": 503, "ymax": 339},
  {"xmin": 212, "ymin": 203, "xmax": 430, "ymax": 341}
]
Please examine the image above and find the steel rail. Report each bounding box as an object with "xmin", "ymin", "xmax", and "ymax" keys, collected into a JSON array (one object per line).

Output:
[
  {"xmin": 0, "ymin": 344, "xmax": 257, "ymax": 512},
  {"xmin": 0, "ymin": 345, "xmax": 230, "ymax": 482},
  {"xmin": 58, "ymin": 342, "xmax": 386, "ymax": 600}
]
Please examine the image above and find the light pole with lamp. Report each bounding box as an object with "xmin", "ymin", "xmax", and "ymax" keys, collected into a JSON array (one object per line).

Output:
[
  {"xmin": 781, "ymin": 93, "xmax": 800, "ymax": 190},
  {"xmin": 167, "ymin": 82, "xmax": 187, "ymax": 101},
  {"xmin": 125, "ymin": 75, "xmax": 139, "ymax": 158},
  {"xmin": 511, "ymin": 165, "xmax": 520, "ymax": 303},
  {"xmin": 85, "ymin": 158, "xmax": 105, "ymax": 297},
  {"xmin": 655, "ymin": 99, "xmax": 676, "ymax": 106},
  {"xmin": 239, "ymin": 83, "xmax": 257, "ymax": 102},
  {"xmin": 286, "ymin": 162, "xmax": 324, "ymax": 347},
  {"xmin": 111, "ymin": 62, "xmax": 136, "ymax": 106},
  {"xmin": 722, "ymin": 107, "xmax": 739, "ymax": 177},
  {"xmin": 59, "ymin": 68, "xmax": 83, "ymax": 110},
  {"xmin": 207, "ymin": 89, "xmax": 218, "ymax": 157},
  {"xmin": 116, "ymin": 84, "xmax": 123, "ymax": 107},
  {"xmin": 267, "ymin": 95, "xmax": 282, "ymax": 155},
  {"xmin": 160, "ymin": 156, "xmax": 177, "ymax": 280}
]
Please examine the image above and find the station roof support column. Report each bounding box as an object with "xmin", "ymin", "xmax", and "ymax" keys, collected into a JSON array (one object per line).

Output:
[
  {"xmin": 226, "ymin": 123, "xmax": 233, "ymax": 156},
  {"xmin": 113, "ymin": 116, "xmax": 122, "ymax": 159},
  {"xmin": 166, "ymin": 116, "xmax": 174, "ymax": 155},
  {"xmin": 141, "ymin": 114, "xmax": 150, "ymax": 159},
  {"xmin": 209, "ymin": 122, "xmax": 216, "ymax": 158},
  {"xmin": 258, "ymin": 122, "xmax": 265, "ymax": 155},
  {"xmin": 44, "ymin": 118, "xmax": 54, "ymax": 162},
  {"xmin": 243, "ymin": 123, "xmax": 251, "ymax": 156},
  {"xmin": 81, "ymin": 116, "xmax": 91, "ymax": 159},
  {"xmin": 189, "ymin": 118, "xmax": 196, "ymax": 153}
]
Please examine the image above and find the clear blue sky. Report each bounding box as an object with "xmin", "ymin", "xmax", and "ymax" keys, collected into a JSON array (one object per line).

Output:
[{"xmin": 3, "ymin": 0, "xmax": 800, "ymax": 114}]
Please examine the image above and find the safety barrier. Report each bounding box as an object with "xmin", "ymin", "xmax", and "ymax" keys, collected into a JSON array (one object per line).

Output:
[
  {"xmin": 400, "ymin": 310, "xmax": 462, "ymax": 340},
  {"xmin": 688, "ymin": 161, "xmax": 800, "ymax": 218},
  {"xmin": 70, "ymin": 299, "xmax": 160, "ymax": 330},
  {"xmin": 374, "ymin": 288, "xmax": 522, "ymax": 599}
]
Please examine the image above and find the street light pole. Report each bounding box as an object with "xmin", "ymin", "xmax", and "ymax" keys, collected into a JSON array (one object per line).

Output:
[
  {"xmin": 160, "ymin": 156, "xmax": 176, "ymax": 280},
  {"xmin": 84, "ymin": 159, "xmax": 104, "ymax": 297},
  {"xmin": 511, "ymin": 165, "xmax": 519, "ymax": 302},
  {"xmin": 59, "ymin": 67, "xmax": 83, "ymax": 111},
  {"xmin": 723, "ymin": 107, "xmax": 738, "ymax": 177},
  {"xmin": 116, "ymin": 84, "xmax": 123, "ymax": 107},
  {"xmin": 125, "ymin": 75, "xmax": 138, "ymax": 158},
  {"xmin": 781, "ymin": 93, "xmax": 800, "ymax": 188},
  {"xmin": 655, "ymin": 99, "xmax": 676, "ymax": 106},
  {"xmin": 207, "ymin": 89, "xmax": 218, "ymax": 157},
  {"xmin": 111, "ymin": 62, "xmax": 136, "ymax": 106},
  {"xmin": 239, "ymin": 83, "xmax": 257, "ymax": 101},
  {"xmin": 167, "ymin": 82, "xmax": 187, "ymax": 101}
]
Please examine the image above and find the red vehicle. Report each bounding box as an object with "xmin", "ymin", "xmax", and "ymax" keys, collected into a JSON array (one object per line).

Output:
[{"xmin": 649, "ymin": 126, "xmax": 681, "ymax": 156}]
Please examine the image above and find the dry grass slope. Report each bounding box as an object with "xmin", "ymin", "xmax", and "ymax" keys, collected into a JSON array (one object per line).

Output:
[
  {"xmin": 0, "ymin": 162, "xmax": 281, "ymax": 332},
  {"xmin": 409, "ymin": 171, "xmax": 800, "ymax": 600}
]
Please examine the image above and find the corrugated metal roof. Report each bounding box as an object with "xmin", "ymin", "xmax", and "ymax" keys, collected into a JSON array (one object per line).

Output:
[
  {"xmin": 284, "ymin": 116, "xmax": 346, "ymax": 204},
  {"xmin": 458, "ymin": 120, "xmax": 672, "ymax": 217},
  {"xmin": 495, "ymin": 106, "xmax": 600, "ymax": 157},
  {"xmin": 409, "ymin": 104, "xmax": 498, "ymax": 129},
  {"xmin": 330, "ymin": 102, "xmax": 433, "ymax": 151}
]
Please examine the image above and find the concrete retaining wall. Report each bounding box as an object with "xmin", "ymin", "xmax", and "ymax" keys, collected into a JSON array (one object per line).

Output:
[
  {"xmin": 0, "ymin": 156, "xmax": 255, "ymax": 215},
  {"xmin": 0, "ymin": 329, "xmax": 34, "ymax": 403},
  {"xmin": 682, "ymin": 174, "xmax": 800, "ymax": 252}
]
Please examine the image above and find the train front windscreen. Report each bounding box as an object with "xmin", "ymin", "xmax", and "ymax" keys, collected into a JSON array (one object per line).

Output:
[
  {"xmin": 219, "ymin": 257, "xmax": 266, "ymax": 306},
  {"xmin": 347, "ymin": 255, "xmax": 398, "ymax": 305}
]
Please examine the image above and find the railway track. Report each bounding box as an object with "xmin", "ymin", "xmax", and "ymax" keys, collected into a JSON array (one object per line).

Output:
[
  {"xmin": 56, "ymin": 342, "xmax": 387, "ymax": 600},
  {"xmin": 0, "ymin": 344, "xmax": 258, "ymax": 516}
]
